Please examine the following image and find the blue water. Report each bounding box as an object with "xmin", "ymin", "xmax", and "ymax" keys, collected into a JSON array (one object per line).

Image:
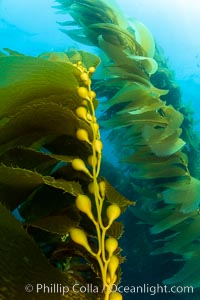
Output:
[{"xmin": 1, "ymin": 1, "xmax": 200, "ymax": 299}]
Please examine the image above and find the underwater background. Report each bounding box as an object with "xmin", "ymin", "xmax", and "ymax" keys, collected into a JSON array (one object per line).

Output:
[{"xmin": 1, "ymin": 0, "xmax": 200, "ymax": 299}]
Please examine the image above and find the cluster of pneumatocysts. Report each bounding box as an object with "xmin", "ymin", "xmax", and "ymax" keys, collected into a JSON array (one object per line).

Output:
[{"xmin": 69, "ymin": 61, "xmax": 122, "ymax": 300}]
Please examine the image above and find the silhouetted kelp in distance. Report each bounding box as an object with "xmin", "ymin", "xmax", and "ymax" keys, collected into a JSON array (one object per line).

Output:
[
  {"xmin": 54, "ymin": 0, "xmax": 200, "ymax": 290},
  {"xmin": 0, "ymin": 48, "xmax": 133, "ymax": 300}
]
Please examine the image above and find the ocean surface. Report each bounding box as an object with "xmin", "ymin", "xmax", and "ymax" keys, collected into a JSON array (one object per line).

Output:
[{"xmin": 1, "ymin": 1, "xmax": 200, "ymax": 299}]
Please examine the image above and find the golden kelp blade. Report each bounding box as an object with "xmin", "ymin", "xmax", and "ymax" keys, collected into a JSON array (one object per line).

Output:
[
  {"xmin": 163, "ymin": 249, "xmax": 200, "ymax": 288},
  {"xmin": 163, "ymin": 177, "xmax": 200, "ymax": 213},
  {"xmin": 0, "ymin": 56, "xmax": 79, "ymax": 118},
  {"xmin": 0, "ymin": 203, "xmax": 88, "ymax": 300},
  {"xmin": 128, "ymin": 18, "xmax": 156, "ymax": 57}
]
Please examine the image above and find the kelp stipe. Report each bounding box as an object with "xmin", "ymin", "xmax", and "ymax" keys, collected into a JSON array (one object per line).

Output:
[
  {"xmin": 0, "ymin": 49, "xmax": 132, "ymax": 299},
  {"xmin": 54, "ymin": 0, "xmax": 200, "ymax": 288},
  {"xmin": 69, "ymin": 61, "xmax": 132, "ymax": 300}
]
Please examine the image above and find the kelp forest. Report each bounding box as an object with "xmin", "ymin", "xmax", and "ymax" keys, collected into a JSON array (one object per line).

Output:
[{"xmin": 0, "ymin": 1, "xmax": 200, "ymax": 300}]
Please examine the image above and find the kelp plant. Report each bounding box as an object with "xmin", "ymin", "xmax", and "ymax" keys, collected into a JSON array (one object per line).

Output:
[
  {"xmin": 0, "ymin": 48, "xmax": 132, "ymax": 300},
  {"xmin": 54, "ymin": 0, "xmax": 200, "ymax": 289}
]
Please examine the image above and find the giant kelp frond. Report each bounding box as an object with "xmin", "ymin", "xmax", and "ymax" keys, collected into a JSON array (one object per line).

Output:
[
  {"xmin": 0, "ymin": 55, "xmax": 79, "ymax": 118},
  {"xmin": 128, "ymin": 18, "xmax": 155, "ymax": 58},
  {"xmin": 0, "ymin": 203, "xmax": 89, "ymax": 300},
  {"xmin": 0, "ymin": 50, "xmax": 132, "ymax": 300},
  {"xmin": 54, "ymin": 0, "xmax": 200, "ymax": 289},
  {"xmin": 54, "ymin": 0, "xmax": 127, "ymax": 30},
  {"xmin": 55, "ymin": 0, "xmax": 157, "ymax": 76}
]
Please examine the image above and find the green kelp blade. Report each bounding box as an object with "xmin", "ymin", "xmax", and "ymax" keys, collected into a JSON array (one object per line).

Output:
[
  {"xmin": 58, "ymin": 0, "xmax": 121, "ymax": 29},
  {"xmin": 148, "ymin": 134, "xmax": 186, "ymax": 157},
  {"xmin": 51, "ymin": 49, "xmax": 99, "ymax": 68},
  {"xmin": 38, "ymin": 51, "xmax": 70, "ymax": 63},
  {"xmin": 55, "ymin": 0, "xmax": 124, "ymax": 26},
  {"xmin": 60, "ymin": 28, "xmax": 94, "ymax": 45},
  {"xmin": 89, "ymin": 23, "xmax": 145, "ymax": 55},
  {"xmin": 0, "ymin": 51, "xmax": 7, "ymax": 57},
  {"xmin": 161, "ymin": 105, "xmax": 184, "ymax": 134},
  {"xmin": 123, "ymin": 100, "xmax": 164, "ymax": 115},
  {"xmin": 78, "ymin": 0, "xmax": 119, "ymax": 23},
  {"xmin": 104, "ymin": 179, "xmax": 135, "ymax": 212},
  {"xmin": 103, "ymin": 81, "xmax": 167, "ymax": 111},
  {"xmin": 157, "ymin": 215, "xmax": 200, "ymax": 254},
  {"xmin": 125, "ymin": 147, "xmax": 188, "ymax": 164},
  {"xmin": 0, "ymin": 166, "xmax": 46, "ymax": 210},
  {"xmin": 98, "ymin": 35, "xmax": 147, "ymax": 75},
  {"xmin": 98, "ymin": 35, "xmax": 133, "ymax": 64},
  {"xmin": 126, "ymin": 147, "xmax": 189, "ymax": 180},
  {"xmin": 0, "ymin": 165, "xmax": 82, "ymax": 210},
  {"xmin": 0, "ymin": 147, "xmax": 75, "ymax": 175},
  {"xmin": 46, "ymin": 178, "xmax": 83, "ymax": 196},
  {"xmin": 128, "ymin": 55, "xmax": 158, "ymax": 75},
  {"xmin": 107, "ymin": 221, "xmax": 124, "ymax": 239},
  {"xmin": 3, "ymin": 48, "xmax": 24, "ymax": 56},
  {"xmin": 133, "ymin": 164, "xmax": 188, "ymax": 180},
  {"xmin": 163, "ymin": 248, "xmax": 200, "ymax": 288},
  {"xmin": 71, "ymin": 7, "xmax": 106, "ymax": 26},
  {"xmin": 28, "ymin": 207, "xmax": 80, "ymax": 235},
  {"xmin": 142, "ymin": 124, "xmax": 181, "ymax": 145},
  {"xmin": 0, "ymin": 55, "xmax": 79, "ymax": 118},
  {"xmin": 128, "ymin": 18, "xmax": 156, "ymax": 58},
  {"xmin": 19, "ymin": 184, "xmax": 76, "ymax": 223},
  {"xmin": 0, "ymin": 203, "xmax": 90, "ymax": 300},
  {"xmin": 163, "ymin": 177, "xmax": 200, "ymax": 213},
  {"xmin": 66, "ymin": 50, "xmax": 100, "ymax": 69},
  {"xmin": 0, "ymin": 102, "xmax": 92, "ymax": 154},
  {"xmin": 44, "ymin": 135, "xmax": 92, "ymax": 161},
  {"xmin": 150, "ymin": 209, "xmax": 193, "ymax": 234},
  {"xmin": 9, "ymin": 93, "xmax": 81, "ymax": 114},
  {"xmin": 103, "ymin": 82, "xmax": 152, "ymax": 107},
  {"xmin": 130, "ymin": 204, "xmax": 175, "ymax": 225},
  {"xmin": 102, "ymin": 110, "xmax": 168, "ymax": 129},
  {"xmin": 104, "ymin": 65, "xmax": 150, "ymax": 84}
]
